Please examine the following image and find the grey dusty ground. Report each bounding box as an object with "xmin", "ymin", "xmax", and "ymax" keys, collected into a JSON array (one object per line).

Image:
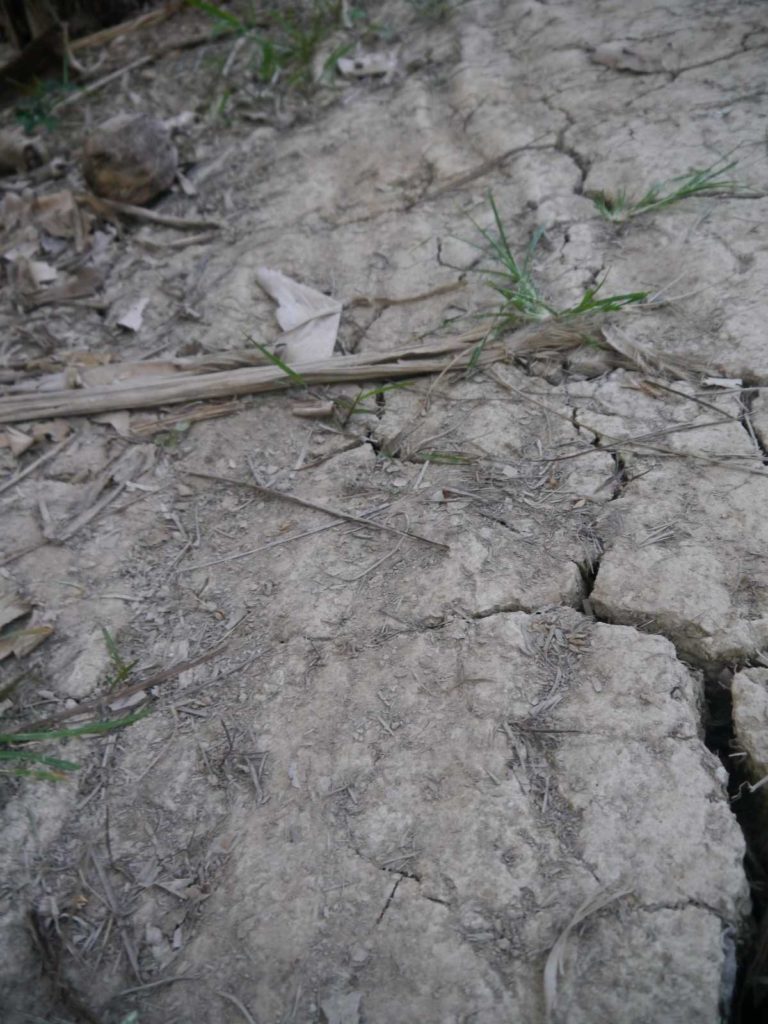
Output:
[{"xmin": 1, "ymin": 1, "xmax": 768, "ymax": 1022}]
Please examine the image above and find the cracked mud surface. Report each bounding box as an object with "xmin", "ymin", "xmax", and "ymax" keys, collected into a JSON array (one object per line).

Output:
[{"xmin": 1, "ymin": 1, "xmax": 768, "ymax": 1022}]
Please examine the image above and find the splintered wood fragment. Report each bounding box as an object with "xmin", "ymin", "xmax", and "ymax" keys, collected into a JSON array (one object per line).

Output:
[{"xmin": 186, "ymin": 470, "xmax": 449, "ymax": 552}]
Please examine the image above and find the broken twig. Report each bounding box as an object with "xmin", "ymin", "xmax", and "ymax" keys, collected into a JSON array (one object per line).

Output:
[{"xmin": 185, "ymin": 470, "xmax": 448, "ymax": 551}]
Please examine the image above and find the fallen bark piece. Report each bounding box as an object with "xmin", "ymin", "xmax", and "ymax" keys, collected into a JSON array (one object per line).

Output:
[{"xmin": 83, "ymin": 113, "xmax": 178, "ymax": 206}]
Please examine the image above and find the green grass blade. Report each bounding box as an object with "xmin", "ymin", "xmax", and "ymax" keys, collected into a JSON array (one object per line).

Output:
[
  {"xmin": 252, "ymin": 342, "xmax": 306, "ymax": 385},
  {"xmin": 184, "ymin": 0, "xmax": 245, "ymax": 30},
  {"xmin": 0, "ymin": 749, "xmax": 80, "ymax": 770},
  {"xmin": 0, "ymin": 709, "xmax": 150, "ymax": 745}
]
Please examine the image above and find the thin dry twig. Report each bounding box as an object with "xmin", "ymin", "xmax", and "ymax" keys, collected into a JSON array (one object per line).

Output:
[
  {"xmin": 52, "ymin": 56, "xmax": 153, "ymax": 111},
  {"xmin": 178, "ymin": 502, "xmax": 391, "ymax": 573},
  {"xmin": 215, "ymin": 990, "xmax": 259, "ymax": 1024},
  {"xmin": 185, "ymin": 470, "xmax": 448, "ymax": 551},
  {"xmin": 346, "ymin": 280, "xmax": 465, "ymax": 309},
  {"xmin": 77, "ymin": 193, "xmax": 222, "ymax": 231},
  {"xmin": 117, "ymin": 974, "xmax": 199, "ymax": 997},
  {"xmin": 0, "ymin": 433, "xmax": 75, "ymax": 496},
  {"xmin": 5, "ymin": 641, "xmax": 228, "ymax": 735},
  {"xmin": 89, "ymin": 848, "xmax": 142, "ymax": 983}
]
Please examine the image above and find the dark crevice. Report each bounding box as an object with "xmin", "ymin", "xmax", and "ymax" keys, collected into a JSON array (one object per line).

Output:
[
  {"xmin": 703, "ymin": 668, "xmax": 768, "ymax": 1024},
  {"xmin": 610, "ymin": 451, "xmax": 629, "ymax": 499},
  {"xmin": 421, "ymin": 892, "xmax": 450, "ymax": 907},
  {"xmin": 376, "ymin": 877, "xmax": 401, "ymax": 924},
  {"xmin": 576, "ymin": 582, "xmax": 766, "ymax": 1020},
  {"xmin": 554, "ymin": 124, "xmax": 591, "ymax": 194},
  {"xmin": 738, "ymin": 389, "xmax": 768, "ymax": 465},
  {"xmin": 577, "ymin": 543, "xmax": 603, "ymax": 609}
]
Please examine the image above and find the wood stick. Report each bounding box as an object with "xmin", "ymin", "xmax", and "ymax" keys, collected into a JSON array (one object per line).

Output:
[
  {"xmin": 0, "ymin": 433, "xmax": 75, "ymax": 495},
  {"xmin": 0, "ymin": 337, "xmax": 489, "ymax": 424},
  {"xmin": 77, "ymin": 193, "xmax": 222, "ymax": 231},
  {"xmin": 0, "ymin": 321, "xmax": 600, "ymax": 425}
]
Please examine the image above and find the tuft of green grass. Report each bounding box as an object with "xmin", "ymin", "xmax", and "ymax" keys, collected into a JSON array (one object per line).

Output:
[
  {"xmin": 589, "ymin": 157, "xmax": 745, "ymax": 222},
  {"xmin": 407, "ymin": 0, "xmax": 453, "ymax": 22},
  {"xmin": 189, "ymin": 0, "xmax": 350, "ymax": 91},
  {"xmin": 0, "ymin": 712, "xmax": 149, "ymax": 781},
  {"xmin": 14, "ymin": 77, "xmax": 76, "ymax": 135},
  {"xmin": 0, "ymin": 630, "xmax": 147, "ymax": 781},
  {"xmin": 185, "ymin": 0, "xmax": 246, "ymax": 30},
  {"xmin": 336, "ymin": 381, "xmax": 412, "ymax": 422},
  {"xmin": 101, "ymin": 626, "xmax": 137, "ymax": 688},
  {"xmin": 250, "ymin": 339, "xmax": 307, "ymax": 385},
  {"xmin": 474, "ymin": 193, "xmax": 648, "ymax": 330}
]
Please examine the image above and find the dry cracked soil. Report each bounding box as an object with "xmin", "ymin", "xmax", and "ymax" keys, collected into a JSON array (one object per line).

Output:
[{"xmin": 1, "ymin": 1, "xmax": 768, "ymax": 1022}]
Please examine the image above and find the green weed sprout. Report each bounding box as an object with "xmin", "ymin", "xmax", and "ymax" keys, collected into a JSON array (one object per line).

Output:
[{"xmin": 589, "ymin": 157, "xmax": 745, "ymax": 223}]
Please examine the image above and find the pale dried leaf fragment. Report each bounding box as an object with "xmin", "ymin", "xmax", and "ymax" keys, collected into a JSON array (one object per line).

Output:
[
  {"xmin": 0, "ymin": 426, "xmax": 34, "ymax": 456},
  {"xmin": 93, "ymin": 411, "xmax": 132, "ymax": 437},
  {"xmin": 319, "ymin": 991, "xmax": 362, "ymax": 1024},
  {"xmin": 0, "ymin": 614, "xmax": 54, "ymax": 661},
  {"xmin": 703, "ymin": 377, "xmax": 743, "ymax": 389},
  {"xmin": 338, "ymin": 50, "xmax": 398, "ymax": 80},
  {"xmin": 255, "ymin": 266, "xmax": 342, "ymax": 364},
  {"xmin": 28, "ymin": 260, "xmax": 57, "ymax": 285},
  {"xmin": 116, "ymin": 295, "xmax": 150, "ymax": 332}
]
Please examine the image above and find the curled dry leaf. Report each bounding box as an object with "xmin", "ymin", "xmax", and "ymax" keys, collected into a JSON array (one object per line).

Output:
[
  {"xmin": 0, "ymin": 616, "xmax": 54, "ymax": 660},
  {"xmin": 0, "ymin": 581, "xmax": 52, "ymax": 662},
  {"xmin": 255, "ymin": 267, "xmax": 342, "ymax": 364}
]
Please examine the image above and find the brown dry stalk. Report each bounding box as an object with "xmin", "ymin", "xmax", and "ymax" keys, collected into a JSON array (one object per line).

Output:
[{"xmin": 0, "ymin": 323, "xmax": 595, "ymax": 424}]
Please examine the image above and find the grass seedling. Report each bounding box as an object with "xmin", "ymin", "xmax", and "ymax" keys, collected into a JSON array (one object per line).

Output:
[
  {"xmin": 474, "ymin": 193, "xmax": 648, "ymax": 330},
  {"xmin": 407, "ymin": 0, "xmax": 453, "ymax": 22},
  {"xmin": 0, "ymin": 712, "xmax": 149, "ymax": 781},
  {"xmin": 185, "ymin": 0, "xmax": 246, "ymax": 31},
  {"xmin": 590, "ymin": 157, "xmax": 745, "ymax": 222},
  {"xmin": 336, "ymin": 381, "xmax": 412, "ymax": 422},
  {"xmin": 466, "ymin": 192, "xmax": 649, "ymax": 370},
  {"xmin": 0, "ymin": 629, "xmax": 146, "ymax": 781},
  {"xmin": 250, "ymin": 340, "xmax": 307, "ymax": 386},
  {"xmin": 189, "ymin": 0, "xmax": 349, "ymax": 91},
  {"xmin": 473, "ymin": 196, "xmax": 552, "ymax": 323},
  {"xmin": 101, "ymin": 626, "xmax": 137, "ymax": 688}
]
